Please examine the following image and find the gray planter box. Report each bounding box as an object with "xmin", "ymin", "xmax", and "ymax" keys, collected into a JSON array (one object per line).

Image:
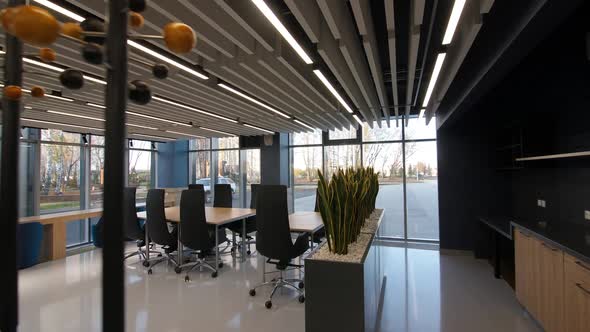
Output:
[{"xmin": 305, "ymin": 210, "xmax": 385, "ymax": 332}]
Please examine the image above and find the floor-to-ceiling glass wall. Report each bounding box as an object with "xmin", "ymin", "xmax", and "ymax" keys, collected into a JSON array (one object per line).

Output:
[
  {"xmin": 243, "ymin": 149, "xmax": 261, "ymax": 207},
  {"xmin": 128, "ymin": 139, "xmax": 156, "ymax": 203},
  {"xmin": 217, "ymin": 137, "xmax": 240, "ymax": 207},
  {"xmin": 290, "ymin": 129, "xmax": 323, "ymax": 212}
]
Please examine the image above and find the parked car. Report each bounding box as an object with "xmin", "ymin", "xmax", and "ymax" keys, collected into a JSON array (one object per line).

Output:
[{"xmin": 195, "ymin": 177, "xmax": 237, "ymax": 195}]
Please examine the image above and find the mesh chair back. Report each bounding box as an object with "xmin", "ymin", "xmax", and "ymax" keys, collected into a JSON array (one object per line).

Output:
[
  {"xmin": 188, "ymin": 184, "xmax": 204, "ymax": 191},
  {"xmin": 214, "ymin": 184, "xmax": 232, "ymax": 208},
  {"xmin": 146, "ymin": 189, "xmax": 174, "ymax": 246},
  {"xmin": 123, "ymin": 187, "xmax": 143, "ymax": 240},
  {"xmin": 180, "ymin": 189, "xmax": 213, "ymax": 251},
  {"xmin": 255, "ymin": 185, "xmax": 293, "ymax": 260}
]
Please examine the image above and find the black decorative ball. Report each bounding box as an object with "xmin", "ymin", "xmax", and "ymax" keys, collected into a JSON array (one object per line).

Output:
[
  {"xmin": 80, "ymin": 18, "xmax": 105, "ymax": 45},
  {"xmin": 129, "ymin": 0, "xmax": 147, "ymax": 13},
  {"xmin": 129, "ymin": 80, "xmax": 151, "ymax": 105},
  {"xmin": 81, "ymin": 43, "xmax": 103, "ymax": 65},
  {"xmin": 59, "ymin": 69, "xmax": 84, "ymax": 90},
  {"xmin": 152, "ymin": 63, "xmax": 169, "ymax": 79}
]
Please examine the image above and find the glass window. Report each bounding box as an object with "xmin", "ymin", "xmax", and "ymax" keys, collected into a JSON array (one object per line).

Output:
[
  {"xmin": 404, "ymin": 116, "xmax": 437, "ymax": 140},
  {"xmin": 91, "ymin": 135, "xmax": 105, "ymax": 146},
  {"xmin": 363, "ymin": 143, "xmax": 404, "ymax": 238},
  {"xmin": 363, "ymin": 120, "xmax": 403, "ymax": 142},
  {"xmin": 217, "ymin": 149, "xmax": 240, "ymax": 206},
  {"xmin": 328, "ymin": 125, "xmax": 357, "ymax": 140},
  {"xmin": 324, "ymin": 145, "xmax": 361, "ymax": 179},
  {"xmin": 244, "ymin": 149, "xmax": 260, "ymax": 208},
  {"xmin": 129, "ymin": 139, "xmax": 152, "ymax": 150},
  {"xmin": 40, "ymin": 143, "xmax": 82, "ymax": 213},
  {"xmin": 189, "ymin": 138, "xmax": 211, "ymax": 150},
  {"xmin": 291, "ymin": 129, "xmax": 323, "ymax": 145},
  {"xmin": 218, "ymin": 137, "xmax": 239, "ymax": 149},
  {"xmin": 190, "ymin": 150, "xmax": 211, "ymax": 204},
  {"xmin": 128, "ymin": 148, "xmax": 152, "ymax": 202},
  {"xmin": 90, "ymin": 146, "xmax": 104, "ymax": 208},
  {"xmin": 41, "ymin": 129, "xmax": 80, "ymax": 144},
  {"xmin": 405, "ymin": 141, "xmax": 439, "ymax": 240},
  {"xmin": 292, "ymin": 146, "xmax": 322, "ymax": 212}
]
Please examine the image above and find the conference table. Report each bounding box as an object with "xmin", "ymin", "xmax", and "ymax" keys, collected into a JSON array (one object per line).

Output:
[{"xmin": 137, "ymin": 207, "xmax": 256, "ymax": 273}]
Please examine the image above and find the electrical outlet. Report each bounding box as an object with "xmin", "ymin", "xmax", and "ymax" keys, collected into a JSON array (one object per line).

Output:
[
  {"xmin": 585, "ymin": 210, "xmax": 590, "ymax": 221},
  {"xmin": 541, "ymin": 200, "xmax": 546, "ymax": 208},
  {"xmin": 537, "ymin": 199, "xmax": 546, "ymax": 208}
]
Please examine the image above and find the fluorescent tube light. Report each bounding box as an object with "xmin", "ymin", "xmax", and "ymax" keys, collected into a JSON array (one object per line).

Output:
[
  {"xmin": 23, "ymin": 58, "xmax": 107, "ymax": 85},
  {"xmin": 243, "ymin": 123, "xmax": 275, "ymax": 135},
  {"xmin": 24, "ymin": 106, "xmax": 33, "ymax": 110},
  {"xmin": 47, "ymin": 110, "xmax": 104, "ymax": 122},
  {"xmin": 294, "ymin": 119, "xmax": 314, "ymax": 131},
  {"xmin": 33, "ymin": 0, "xmax": 85, "ymax": 22},
  {"xmin": 152, "ymin": 96, "xmax": 238, "ymax": 123},
  {"xmin": 45, "ymin": 94, "xmax": 74, "ymax": 102},
  {"xmin": 132, "ymin": 133, "xmax": 174, "ymax": 141},
  {"xmin": 422, "ymin": 53, "xmax": 446, "ymax": 108},
  {"xmin": 127, "ymin": 123, "xmax": 158, "ymax": 130},
  {"xmin": 217, "ymin": 83, "xmax": 291, "ymax": 119},
  {"xmin": 200, "ymin": 127, "xmax": 235, "ymax": 136},
  {"xmin": 22, "ymin": 118, "xmax": 104, "ymax": 131},
  {"xmin": 86, "ymin": 102, "xmax": 106, "ymax": 109},
  {"xmin": 418, "ymin": 108, "xmax": 426, "ymax": 119},
  {"xmin": 165, "ymin": 130, "xmax": 205, "ymax": 139},
  {"xmin": 126, "ymin": 110, "xmax": 191, "ymax": 127},
  {"xmin": 352, "ymin": 114, "xmax": 363, "ymax": 126},
  {"xmin": 251, "ymin": 0, "xmax": 313, "ymax": 65},
  {"xmin": 442, "ymin": 0, "xmax": 466, "ymax": 45},
  {"xmin": 313, "ymin": 69, "xmax": 353, "ymax": 114},
  {"xmin": 127, "ymin": 40, "xmax": 208, "ymax": 80}
]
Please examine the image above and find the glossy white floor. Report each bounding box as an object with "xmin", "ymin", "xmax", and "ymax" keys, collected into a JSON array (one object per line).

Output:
[{"xmin": 18, "ymin": 242, "xmax": 540, "ymax": 331}]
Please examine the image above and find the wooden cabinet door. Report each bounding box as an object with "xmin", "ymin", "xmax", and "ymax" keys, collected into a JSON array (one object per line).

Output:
[
  {"xmin": 538, "ymin": 241, "xmax": 564, "ymax": 332},
  {"xmin": 514, "ymin": 230, "xmax": 531, "ymax": 307},
  {"xmin": 564, "ymin": 254, "xmax": 590, "ymax": 332}
]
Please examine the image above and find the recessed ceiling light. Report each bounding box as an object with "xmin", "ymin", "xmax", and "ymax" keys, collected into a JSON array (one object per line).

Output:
[
  {"xmin": 422, "ymin": 53, "xmax": 446, "ymax": 108},
  {"xmin": 22, "ymin": 117, "xmax": 104, "ymax": 131},
  {"xmin": 200, "ymin": 127, "xmax": 235, "ymax": 136},
  {"xmin": 313, "ymin": 69, "xmax": 354, "ymax": 114},
  {"xmin": 47, "ymin": 110, "xmax": 104, "ymax": 122},
  {"xmin": 165, "ymin": 130, "xmax": 206, "ymax": 139},
  {"xmin": 251, "ymin": 0, "xmax": 313, "ymax": 65},
  {"xmin": 243, "ymin": 123, "xmax": 275, "ymax": 135},
  {"xmin": 442, "ymin": 0, "xmax": 467, "ymax": 45},
  {"xmin": 294, "ymin": 119, "xmax": 314, "ymax": 131},
  {"xmin": 152, "ymin": 96, "xmax": 238, "ymax": 123},
  {"xmin": 217, "ymin": 83, "xmax": 291, "ymax": 119},
  {"xmin": 352, "ymin": 114, "xmax": 363, "ymax": 126}
]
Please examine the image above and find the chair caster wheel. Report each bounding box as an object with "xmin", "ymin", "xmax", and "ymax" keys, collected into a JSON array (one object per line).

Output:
[
  {"xmin": 247, "ymin": 250, "xmax": 251, "ymax": 255},
  {"xmin": 265, "ymin": 300, "xmax": 272, "ymax": 309},
  {"xmin": 157, "ymin": 253, "xmax": 162, "ymax": 257},
  {"xmin": 218, "ymin": 262, "xmax": 224, "ymax": 268},
  {"xmin": 184, "ymin": 275, "xmax": 190, "ymax": 282},
  {"xmin": 249, "ymin": 289, "xmax": 256, "ymax": 296},
  {"xmin": 298, "ymin": 282, "xmax": 304, "ymax": 289},
  {"xmin": 174, "ymin": 266, "xmax": 182, "ymax": 274},
  {"xmin": 298, "ymin": 295, "xmax": 305, "ymax": 303},
  {"xmin": 147, "ymin": 269, "xmax": 153, "ymax": 275},
  {"xmin": 230, "ymin": 247, "xmax": 236, "ymax": 252},
  {"xmin": 142, "ymin": 261, "xmax": 150, "ymax": 267},
  {"xmin": 211, "ymin": 271, "xmax": 218, "ymax": 278}
]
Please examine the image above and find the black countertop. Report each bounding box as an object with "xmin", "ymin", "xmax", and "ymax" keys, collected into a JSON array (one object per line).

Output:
[{"xmin": 479, "ymin": 216, "xmax": 590, "ymax": 263}]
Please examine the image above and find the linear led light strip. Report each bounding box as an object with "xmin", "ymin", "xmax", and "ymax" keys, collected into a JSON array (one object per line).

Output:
[
  {"xmin": 251, "ymin": 0, "xmax": 313, "ymax": 65},
  {"xmin": 33, "ymin": 0, "xmax": 208, "ymax": 80},
  {"xmin": 86, "ymin": 103, "xmax": 192, "ymax": 128},
  {"xmin": 293, "ymin": 119, "xmax": 314, "ymax": 131},
  {"xmin": 47, "ymin": 109, "xmax": 158, "ymax": 130},
  {"xmin": 131, "ymin": 133, "xmax": 174, "ymax": 141},
  {"xmin": 21, "ymin": 87, "xmax": 74, "ymax": 102},
  {"xmin": 420, "ymin": 53, "xmax": 446, "ymax": 118},
  {"xmin": 152, "ymin": 96, "xmax": 238, "ymax": 123},
  {"xmin": 23, "ymin": 58, "xmax": 106, "ymax": 85},
  {"xmin": 312, "ymin": 69, "xmax": 354, "ymax": 114},
  {"xmin": 352, "ymin": 114, "xmax": 363, "ymax": 126},
  {"xmin": 165, "ymin": 130, "xmax": 205, "ymax": 139},
  {"xmin": 217, "ymin": 83, "xmax": 291, "ymax": 119},
  {"xmin": 243, "ymin": 123, "xmax": 274, "ymax": 135},
  {"xmin": 22, "ymin": 117, "xmax": 104, "ymax": 131},
  {"xmin": 200, "ymin": 127, "xmax": 235, "ymax": 136},
  {"xmin": 442, "ymin": 0, "xmax": 467, "ymax": 45}
]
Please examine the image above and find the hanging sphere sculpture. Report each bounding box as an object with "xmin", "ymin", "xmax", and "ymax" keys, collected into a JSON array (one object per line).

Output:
[
  {"xmin": 30, "ymin": 86, "xmax": 45, "ymax": 98},
  {"xmin": 80, "ymin": 18, "xmax": 105, "ymax": 45},
  {"xmin": 81, "ymin": 43, "xmax": 103, "ymax": 65},
  {"xmin": 129, "ymin": 12, "xmax": 144, "ymax": 29},
  {"xmin": 152, "ymin": 64, "xmax": 169, "ymax": 79},
  {"xmin": 129, "ymin": 0, "xmax": 147, "ymax": 13},
  {"xmin": 4, "ymin": 85, "xmax": 22, "ymax": 101},
  {"xmin": 163, "ymin": 22, "xmax": 196, "ymax": 54},
  {"xmin": 61, "ymin": 22, "xmax": 82, "ymax": 40},
  {"xmin": 59, "ymin": 69, "xmax": 84, "ymax": 90},
  {"xmin": 12, "ymin": 6, "xmax": 60, "ymax": 46},
  {"xmin": 128, "ymin": 80, "xmax": 151, "ymax": 105},
  {"xmin": 39, "ymin": 48, "xmax": 56, "ymax": 62},
  {"xmin": 1, "ymin": 6, "xmax": 21, "ymax": 35}
]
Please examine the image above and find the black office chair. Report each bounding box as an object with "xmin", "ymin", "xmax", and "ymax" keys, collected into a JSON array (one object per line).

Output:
[
  {"xmin": 145, "ymin": 189, "xmax": 180, "ymax": 274},
  {"xmin": 179, "ymin": 189, "xmax": 218, "ymax": 280},
  {"xmin": 122, "ymin": 187, "xmax": 148, "ymax": 265},
  {"xmin": 188, "ymin": 183, "xmax": 204, "ymax": 191},
  {"xmin": 228, "ymin": 184, "xmax": 258, "ymax": 255},
  {"xmin": 212, "ymin": 184, "xmax": 231, "ymax": 247},
  {"xmin": 248, "ymin": 185, "xmax": 308, "ymax": 309}
]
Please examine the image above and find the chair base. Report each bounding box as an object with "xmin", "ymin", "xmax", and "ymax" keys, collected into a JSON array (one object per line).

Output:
[
  {"xmin": 146, "ymin": 252, "xmax": 180, "ymax": 275},
  {"xmin": 249, "ymin": 270, "xmax": 305, "ymax": 309},
  {"xmin": 180, "ymin": 256, "xmax": 218, "ymax": 280}
]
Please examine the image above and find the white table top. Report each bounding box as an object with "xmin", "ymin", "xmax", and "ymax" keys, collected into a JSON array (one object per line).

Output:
[
  {"xmin": 289, "ymin": 211, "xmax": 324, "ymax": 233},
  {"xmin": 137, "ymin": 206, "xmax": 256, "ymax": 225}
]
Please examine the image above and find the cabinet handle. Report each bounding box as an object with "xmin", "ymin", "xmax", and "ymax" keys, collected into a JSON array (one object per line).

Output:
[
  {"xmin": 575, "ymin": 261, "xmax": 590, "ymax": 272},
  {"xmin": 576, "ymin": 283, "xmax": 590, "ymax": 296},
  {"xmin": 541, "ymin": 242, "xmax": 558, "ymax": 252}
]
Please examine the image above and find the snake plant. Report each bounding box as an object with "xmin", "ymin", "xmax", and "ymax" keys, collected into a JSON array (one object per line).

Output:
[{"xmin": 317, "ymin": 167, "xmax": 379, "ymax": 254}]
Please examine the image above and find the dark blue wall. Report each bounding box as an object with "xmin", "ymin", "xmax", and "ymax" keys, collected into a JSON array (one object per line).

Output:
[{"xmin": 157, "ymin": 140, "xmax": 188, "ymax": 188}]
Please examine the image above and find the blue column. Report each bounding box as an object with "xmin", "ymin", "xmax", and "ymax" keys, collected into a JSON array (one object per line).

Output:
[{"xmin": 157, "ymin": 140, "xmax": 189, "ymax": 187}]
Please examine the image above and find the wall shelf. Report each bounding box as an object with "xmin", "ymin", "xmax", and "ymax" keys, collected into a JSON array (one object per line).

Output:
[{"xmin": 516, "ymin": 151, "xmax": 590, "ymax": 161}]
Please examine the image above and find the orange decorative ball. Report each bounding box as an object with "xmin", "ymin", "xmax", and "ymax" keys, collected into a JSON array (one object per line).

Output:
[
  {"xmin": 163, "ymin": 22, "xmax": 196, "ymax": 54},
  {"xmin": 39, "ymin": 48, "xmax": 56, "ymax": 62},
  {"xmin": 129, "ymin": 12, "xmax": 144, "ymax": 29},
  {"xmin": 61, "ymin": 22, "xmax": 82, "ymax": 40},
  {"xmin": 1, "ymin": 6, "xmax": 22, "ymax": 35},
  {"xmin": 4, "ymin": 85, "xmax": 22, "ymax": 101},
  {"xmin": 13, "ymin": 5, "xmax": 60, "ymax": 46},
  {"xmin": 30, "ymin": 86, "xmax": 45, "ymax": 98}
]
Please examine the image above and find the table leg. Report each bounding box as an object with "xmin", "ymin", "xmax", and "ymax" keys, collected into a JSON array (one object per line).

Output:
[
  {"xmin": 144, "ymin": 221, "xmax": 150, "ymax": 262},
  {"xmin": 177, "ymin": 223, "xmax": 183, "ymax": 266},
  {"xmin": 242, "ymin": 218, "xmax": 246, "ymax": 262},
  {"xmin": 215, "ymin": 225, "xmax": 220, "ymax": 272}
]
